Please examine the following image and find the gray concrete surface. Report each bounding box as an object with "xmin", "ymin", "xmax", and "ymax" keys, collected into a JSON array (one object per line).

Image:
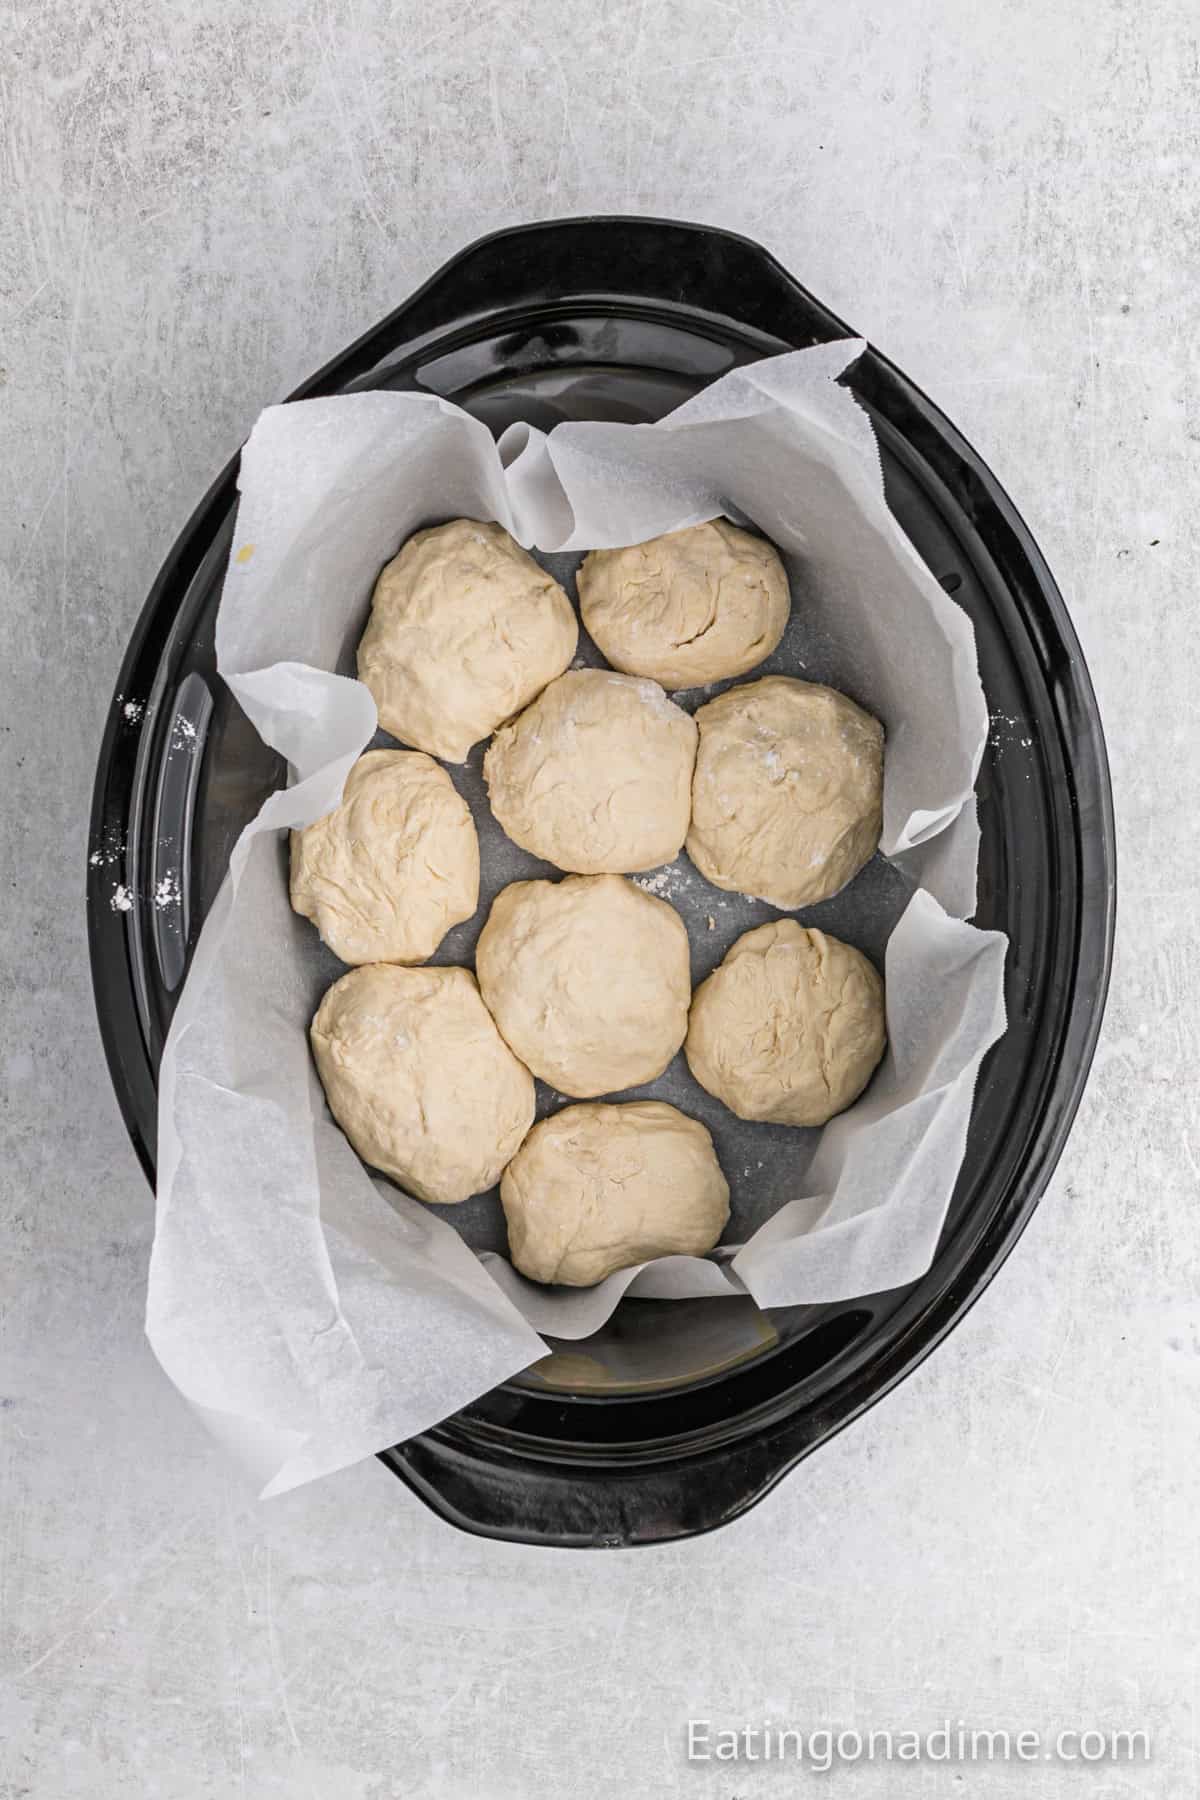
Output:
[{"xmin": 0, "ymin": 1, "xmax": 1194, "ymax": 1794}]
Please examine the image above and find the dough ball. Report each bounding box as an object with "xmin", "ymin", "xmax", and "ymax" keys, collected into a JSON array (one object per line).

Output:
[
  {"xmin": 686, "ymin": 919, "xmax": 886, "ymax": 1127},
  {"xmin": 290, "ymin": 749, "xmax": 479, "ymax": 965},
  {"xmin": 687, "ymin": 675, "xmax": 883, "ymax": 907},
  {"xmin": 310, "ymin": 963, "xmax": 535, "ymax": 1204},
  {"xmin": 578, "ymin": 519, "xmax": 790, "ymax": 689},
  {"xmin": 476, "ymin": 874, "xmax": 690, "ymax": 1098},
  {"xmin": 357, "ymin": 518, "xmax": 578, "ymax": 763},
  {"xmin": 501, "ymin": 1101, "xmax": 729, "ymax": 1286},
  {"xmin": 484, "ymin": 669, "xmax": 698, "ymax": 873}
]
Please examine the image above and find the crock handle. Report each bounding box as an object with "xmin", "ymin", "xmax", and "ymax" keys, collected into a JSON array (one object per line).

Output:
[
  {"xmin": 380, "ymin": 1409, "xmax": 824, "ymax": 1549},
  {"xmin": 293, "ymin": 215, "xmax": 853, "ymax": 404}
]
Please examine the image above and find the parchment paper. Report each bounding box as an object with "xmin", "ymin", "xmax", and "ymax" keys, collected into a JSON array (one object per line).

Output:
[{"xmin": 148, "ymin": 341, "xmax": 1008, "ymax": 1494}]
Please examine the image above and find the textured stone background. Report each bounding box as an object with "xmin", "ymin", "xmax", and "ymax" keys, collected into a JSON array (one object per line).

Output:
[{"xmin": 1, "ymin": 2, "xmax": 1193, "ymax": 1794}]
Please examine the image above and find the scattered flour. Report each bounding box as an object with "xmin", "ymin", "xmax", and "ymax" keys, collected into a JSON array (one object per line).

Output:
[
  {"xmin": 608, "ymin": 673, "xmax": 679, "ymax": 721},
  {"xmin": 633, "ymin": 867, "xmax": 679, "ymax": 900},
  {"xmin": 990, "ymin": 711, "xmax": 1034, "ymax": 749},
  {"xmin": 89, "ymin": 829, "xmax": 124, "ymax": 869}
]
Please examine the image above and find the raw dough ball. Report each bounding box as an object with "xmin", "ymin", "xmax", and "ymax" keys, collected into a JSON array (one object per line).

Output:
[
  {"xmin": 310, "ymin": 963, "xmax": 535, "ymax": 1204},
  {"xmin": 290, "ymin": 749, "xmax": 479, "ymax": 965},
  {"xmin": 476, "ymin": 875, "xmax": 690, "ymax": 1098},
  {"xmin": 484, "ymin": 669, "xmax": 698, "ymax": 873},
  {"xmin": 686, "ymin": 919, "xmax": 886, "ymax": 1127},
  {"xmin": 501, "ymin": 1101, "xmax": 730, "ymax": 1286},
  {"xmin": 578, "ymin": 519, "xmax": 790, "ymax": 689},
  {"xmin": 687, "ymin": 676, "xmax": 883, "ymax": 907},
  {"xmin": 357, "ymin": 518, "xmax": 577, "ymax": 763}
]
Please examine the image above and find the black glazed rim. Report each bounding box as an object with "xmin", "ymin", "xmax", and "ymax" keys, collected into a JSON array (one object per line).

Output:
[{"xmin": 88, "ymin": 218, "xmax": 1116, "ymax": 1545}]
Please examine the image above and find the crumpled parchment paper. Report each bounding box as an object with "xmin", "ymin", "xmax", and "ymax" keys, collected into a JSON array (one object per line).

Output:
[{"xmin": 147, "ymin": 342, "xmax": 1007, "ymax": 1494}]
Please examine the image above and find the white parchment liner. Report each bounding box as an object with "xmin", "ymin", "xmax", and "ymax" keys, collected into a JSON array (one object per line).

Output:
[{"xmin": 147, "ymin": 343, "xmax": 1007, "ymax": 1494}]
